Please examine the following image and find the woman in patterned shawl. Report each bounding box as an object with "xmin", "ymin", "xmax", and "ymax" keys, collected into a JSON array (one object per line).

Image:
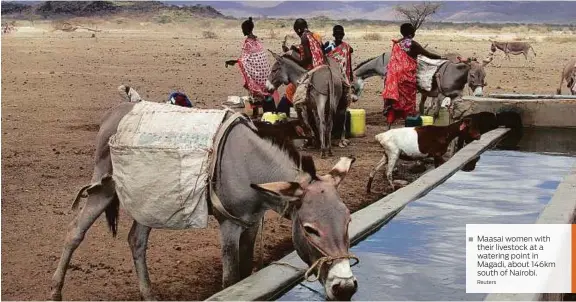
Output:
[
  {"xmin": 289, "ymin": 18, "xmax": 327, "ymax": 70},
  {"xmin": 226, "ymin": 17, "xmax": 277, "ymax": 114},
  {"xmin": 280, "ymin": 19, "xmax": 326, "ymax": 107},
  {"xmin": 381, "ymin": 23, "xmax": 444, "ymax": 128},
  {"xmin": 324, "ymin": 25, "xmax": 353, "ymax": 86}
]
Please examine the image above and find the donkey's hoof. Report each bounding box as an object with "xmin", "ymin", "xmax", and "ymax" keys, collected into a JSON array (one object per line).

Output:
[
  {"xmin": 142, "ymin": 294, "xmax": 159, "ymax": 301},
  {"xmin": 49, "ymin": 292, "xmax": 62, "ymax": 301}
]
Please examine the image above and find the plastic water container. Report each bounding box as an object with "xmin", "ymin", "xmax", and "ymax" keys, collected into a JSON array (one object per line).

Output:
[
  {"xmin": 261, "ymin": 112, "xmax": 287, "ymax": 124},
  {"xmin": 421, "ymin": 115, "xmax": 434, "ymax": 126},
  {"xmin": 348, "ymin": 108, "xmax": 366, "ymax": 137},
  {"xmin": 405, "ymin": 115, "xmax": 423, "ymax": 127},
  {"xmin": 277, "ymin": 113, "xmax": 288, "ymax": 121},
  {"xmin": 262, "ymin": 112, "xmax": 279, "ymax": 124},
  {"xmin": 434, "ymin": 108, "xmax": 450, "ymax": 126}
]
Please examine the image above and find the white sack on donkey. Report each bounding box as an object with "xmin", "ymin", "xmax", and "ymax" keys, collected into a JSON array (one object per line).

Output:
[{"xmin": 109, "ymin": 101, "xmax": 228, "ymax": 229}]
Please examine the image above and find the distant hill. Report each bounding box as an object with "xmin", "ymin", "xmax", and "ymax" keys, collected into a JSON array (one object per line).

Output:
[
  {"xmin": 3, "ymin": 1, "xmax": 575, "ymax": 25},
  {"xmin": 1, "ymin": 1, "xmax": 224, "ymax": 18},
  {"xmin": 170, "ymin": 1, "xmax": 576, "ymax": 25}
]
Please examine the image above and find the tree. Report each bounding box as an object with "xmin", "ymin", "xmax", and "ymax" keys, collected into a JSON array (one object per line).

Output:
[{"xmin": 394, "ymin": 2, "xmax": 442, "ymax": 30}]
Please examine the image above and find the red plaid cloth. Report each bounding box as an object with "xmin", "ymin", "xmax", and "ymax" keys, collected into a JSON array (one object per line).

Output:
[
  {"xmin": 327, "ymin": 41, "xmax": 353, "ymax": 85},
  {"xmin": 382, "ymin": 39, "xmax": 418, "ymax": 124},
  {"xmin": 298, "ymin": 31, "xmax": 326, "ymax": 70},
  {"xmin": 237, "ymin": 37, "xmax": 272, "ymax": 99}
]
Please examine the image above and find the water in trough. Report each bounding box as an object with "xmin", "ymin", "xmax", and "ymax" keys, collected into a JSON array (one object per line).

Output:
[{"xmin": 277, "ymin": 127, "xmax": 576, "ymax": 301}]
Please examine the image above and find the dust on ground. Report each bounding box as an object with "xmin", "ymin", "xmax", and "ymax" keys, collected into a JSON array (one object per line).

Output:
[{"xmin": 2, "ymin": 20, "xmax": 575, "ymax": 300}]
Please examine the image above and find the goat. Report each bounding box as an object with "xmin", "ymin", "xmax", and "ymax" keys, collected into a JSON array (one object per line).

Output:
[{"xmin": 367, "ymin": 118, "xmax": 481, "ymax": 193}]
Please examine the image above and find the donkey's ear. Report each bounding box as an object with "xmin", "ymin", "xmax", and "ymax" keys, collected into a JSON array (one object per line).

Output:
[
  {"xmin": 319, "ymin": 156, "xmax": 356, "ymax": 188},
  {"xmin": 268, "ymin": 49, "xmax": 281, "ymax": 61},
  {"xmin": 300, "ymin": 155, "xmax": 317, "ymax": 179},
  {"xmin": 251, "ymin": 182, "xmax": 305, "ymax": 199}
]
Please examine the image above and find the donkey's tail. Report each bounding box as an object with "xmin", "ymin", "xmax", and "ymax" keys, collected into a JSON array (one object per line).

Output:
[
  {"xmin": 530, "ymin": 45, "xmax": 537, "ymax": 57},
  {"xmin": 70, "ymin": 175, "xmax": 120, "ymax": 237},
  {"xmin": 105, "ymin": 194, "xmax": 120, "ymax": 237},
  {"xmin": 557, "ymin": 70, "xmax": 565, "ymax": 95},
  {"xmin": 117, "ymin": 84, "xmax": 144, "ymax": 103}
]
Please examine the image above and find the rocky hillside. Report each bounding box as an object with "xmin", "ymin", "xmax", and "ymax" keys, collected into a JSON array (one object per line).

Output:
[{"xmin": 1, "ymin": 1, "xmax": 224, "ymax": 18}]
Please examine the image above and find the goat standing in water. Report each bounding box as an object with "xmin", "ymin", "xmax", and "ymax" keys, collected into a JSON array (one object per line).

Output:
[{"xmin": 366, "ymin": 118, "xmax": 481, "ymax": 193}]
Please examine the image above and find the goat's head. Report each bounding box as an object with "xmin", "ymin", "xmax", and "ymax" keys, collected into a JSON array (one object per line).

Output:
[{"xmin": 459, "ymin": 117, "xmax": 481, "ymax": 141}]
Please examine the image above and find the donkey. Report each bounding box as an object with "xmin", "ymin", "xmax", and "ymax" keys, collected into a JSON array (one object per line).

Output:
[
  {"xmin": 490, "ymin": 41, "xmax": 536, "ymax": 60},
  {"xmin": 351, "ymin": 52, "xmax": 390, "ymax": 100},
  {"xmin": 49, "ymin": 102, "xmax": 359, "ymax": 301},
  {"xmin": 352, "ymin": 52, "xmax": 493, "ymax": 122},
  {"xmin": 556, "ymin": 58, "xmax": 576, "ymax": 95},
  {"xmin": 266, "ymin": 50, "xmax": 345, "ymax": 158}
]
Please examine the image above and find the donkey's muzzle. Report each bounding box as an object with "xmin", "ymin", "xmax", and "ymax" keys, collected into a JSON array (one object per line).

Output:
[{"xmin": 329, "ymin": 276, "xmax": 358, "ymax": 301}]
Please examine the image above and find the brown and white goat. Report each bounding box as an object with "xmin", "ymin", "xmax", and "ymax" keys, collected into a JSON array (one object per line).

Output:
[{"xmin": 366, "ymin": 118, "xmax": 481, "ymax": 193}]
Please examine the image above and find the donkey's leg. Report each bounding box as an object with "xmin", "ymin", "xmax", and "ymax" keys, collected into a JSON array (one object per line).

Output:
[
  {"xmin": 315, "ymin": 95, "xmax": 328, "ymax": 158},
  {"xmin": 50, "ymin": 191, "xmax": 116, "ymax": 301},
  {"xmin": 238, "ymin": 219, "xmax": 262, "ymax": 279},
  {"xmin": 128, "ymin": 221, "xmax": 155, "ymax": 301},
  {"xmin": 338, "ymin": 109, "xmax": 349, "ymax": 148},
  {"xmin": 326, "ymin": 111, "xmax": 334, "ymax": 157},
  {"xmin": 419, "ymin": 93, "xmax": 427, "ymax": 115},
  {"xmin": 218, "ymin": 219, "xmax": 244, "ymax": 288},
  {"xmin": 432, "ymin": 96, "xmax": 442, "ymax": 120},
  {"xmin": 299, "ymin": 106, "xmax": 316, "ymax": 149}
]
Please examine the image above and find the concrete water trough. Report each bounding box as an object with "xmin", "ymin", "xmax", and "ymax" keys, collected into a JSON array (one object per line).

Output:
[
  {"xmin": 457, "ymin": 94, "xmax": 576, "ymax": 128},
  {"xmin": 206, "ymin": 94, "xmax": 576, "ymax": 301}
]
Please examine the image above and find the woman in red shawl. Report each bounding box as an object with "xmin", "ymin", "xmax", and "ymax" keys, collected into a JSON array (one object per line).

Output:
[
  {"xmin": 278, "ymin": 19, "xmax": 326, "ymax": 116},
  {"xmin": 288, "ymin": 18, "xmax": 327, "ymax": 70},
  {"xmin": 382, "ymin": 23, "xmax": 444, "ymax": 128},
  {"xmin": 226, "ymin": 17, "xmax": 278, "ymax": 115}
]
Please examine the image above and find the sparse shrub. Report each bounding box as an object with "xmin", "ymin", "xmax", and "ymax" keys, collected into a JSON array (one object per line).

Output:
[
  {"xmin": 202, "ymin": 30, "xmax": 217, "ymax": 39},
  {"xmin": 363, "ymin": 32, "xmax": 382, "ymax": 41},
  {"xmin": 155, "ymin": 15, "xmax": 172, "ymax": 24},
  {"xmin": 544, "ymin": 36, "xmax": 576, "ymax": 44}
]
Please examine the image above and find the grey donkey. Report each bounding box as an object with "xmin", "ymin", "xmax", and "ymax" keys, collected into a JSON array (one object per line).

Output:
[
  {"xmin": 266, "ymin": 50, "xmax": 346, "ymax": 159},
  {"xmin": 50, "ymin": 102, "xmax": 359, "ymax": 301},
  {"xmin": 352, "ymin": 52, "xmax": 493, "ymax": 123}
]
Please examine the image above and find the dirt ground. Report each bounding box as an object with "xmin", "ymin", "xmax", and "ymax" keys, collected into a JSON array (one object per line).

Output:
[{"xmin": 2, "ymin": 20, "xmax": 575, "ymax": 301}]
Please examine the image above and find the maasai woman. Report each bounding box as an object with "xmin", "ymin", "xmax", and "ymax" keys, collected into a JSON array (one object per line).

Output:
[
  {"xmin": 281, "ymin": 19, "xmax": 326, "ymax": 105},
  {"xmin": 381, "ymin": 23, "xmax": 444, "ymax": 128},
  {"xmin": 226, "ymin": 17, "xmax": 278, "ymax": 116},
  {"xmin": 324, "ymin": 25, "xmax": 353, "ymax": 86}
]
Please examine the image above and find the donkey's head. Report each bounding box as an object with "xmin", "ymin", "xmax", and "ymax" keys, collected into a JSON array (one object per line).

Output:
[
  {"xmin": 490, "ymin": 41, "xmax": 497, "ymax": 53},
  {"xmin": 266, "ymin": 50, "xmax": 291, "ymax": 92},
  {"xmin": 460, "ymin": 54, "xmax": 493, "ymax": 97},
  {"xmin": 251, "ymin": 156, "xmax": 358, "ymax": 301}
]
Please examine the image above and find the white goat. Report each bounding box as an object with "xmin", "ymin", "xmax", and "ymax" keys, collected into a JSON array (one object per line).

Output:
[{"xmin": 366, "ymin": 118, "xmax": 479, "ymax": 193}]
